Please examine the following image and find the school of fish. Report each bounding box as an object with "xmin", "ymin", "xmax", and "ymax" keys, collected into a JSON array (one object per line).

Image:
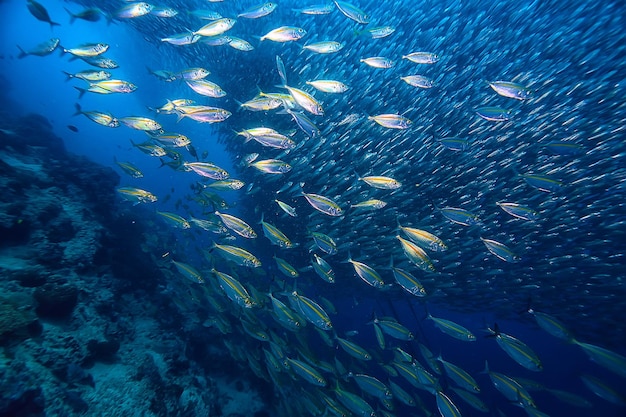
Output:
[{"xmin": 18, "ymin": 0, "xmax": 626, "ymax": 416}]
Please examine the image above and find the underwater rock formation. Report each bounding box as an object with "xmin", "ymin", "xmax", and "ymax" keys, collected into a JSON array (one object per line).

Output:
[{"xmin": 0, "ymin": 109, "xmax": 271, "ymax": 416}]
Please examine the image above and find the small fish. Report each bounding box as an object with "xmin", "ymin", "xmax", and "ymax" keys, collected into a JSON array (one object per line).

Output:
[
  {"xmin": 436, "ymin": 355, "xmax": 480, "ymax": 393},
  {"xmin": 348, "ymin": 373, "xmax": 392, "ymax": 399},
  {"xmin": 496, "ymin": 202, "xmax": 539, "ymax": 221},
  {"xmin": 157, "ymin": 211, "xmax": 190, "ymax": 229},
  {"xmin": 64, "ymin": 70, "xmax": 111, "ymax": 82},
  {"xmin": 580, "ymin": 374, "xmax": 626, "ymax": 406},
  {"xmin": 114, "ymin": 157, "xmax": 143, "ymax": 178},
  {"xmin": 260, "ymin": 215, "xmax": 293, "ymax": 248},
  {"xmin": 398, "ymin": 223, "xmax": 447, "ymax": 252},
  {"xmin": 80, "ymin": 56, "xmax": 119, "ymax": 69},
  {"xmin": 131, "ymin": 139, "xmax": 166, "ymax": 157},
  {"xmin": 346, "ymin": 256, "xmax": 385, "ymax": 289},
  {"xmin": 396, "ymin": 235, "xmax": 435, "ymax": 272},
  {"xmin": 436, "ymin": 391, "xmax": 462, "ymax": 417},
  {"xmin": 475, "ymin": 106, "xmax": 512, "ymax": 122},
  {"xmin": 392, "ymin": 266, "xmax": 426, "ymax": 297},
  {"xmin": 480, "ymin": 237, "xmax": 520, "ymax": 262},
  {"xmin": 301, "ymin": 192, "xmax": 343, "ymax": 216},
  {"xmin": 27, "ymin": 0, "xmax": 60, "ymax": 28},
  {"xmin": 368, "ymin": 114, "xmax": 411, "ymax": 129},
  {"xmin": 336, "ymin": 336, "xmax": 372, "ymax": 361},
  {"xmin": 311, "ymin": 232, "xmax": 337, "ymax": 255},
  {"xmin": 371, "ymin": 318, "xmax": 413, "ymax": 341},
  {"xmin": 356, "ymin": 26, "xmax": 395, "ymax": 39},
  {"xmin": 274, "ymin": 256, "xmax": 299, "ymax": 278},
  {"xmin": 333, "ymin": 0, "xmax": 369, "ymax": 24},
  {"xmin": 206, "ymin": 179, "xmax": 245, "ymax": 191},
  {"xmin": 488, "ymin": 325, "xmax": 542, "ymax": 371},
  {"xmin": 261, "ymin": 26, "xmax": 307, "ymax": 42},
  {"xmin": 275, "ymin": 199, "xmax": 297, "ymax": 217},
  {"xmin": 312, "ymin": 254, "xmax": 335, "ymax": 283},
  {"xmin": 188, "ymin": 9, "xmax": 223, "ymax": 20},
  {"xmin": 438, "ymin": 137, "xmax": 469, "ymax": 151},
  {"xmin": 427, "ymin": 313, "xmax": 476, "ymax": 341},
  {"xmin": 482, "ymin": 361, "xmax": 535, "ymax": 408},
  {"xmin": 193, "ymin": 18, "xmax": 237, "ymax": 37},
  {"xmin": 213, "ymin": 269, "xmax": 256, "ymax": 308},
  {"xmin": 228, "ymin": 37, "xmax": 254, "ymax": 51},
  {"xmin": 527, "ymin": 308, "xmax": 572, "ymax": 341},
  {"xmin": 116, "ymin": 187, "xmax": 157, "ymax": 204},
  {"xmin": 75, "ymin": 79, "xmax": 137, "ymax": 98},
  {"xmin": 402, "ymin": 52, "xmax": 439, "ymax": 64},
  {"xmin": 358, "ymin": 174, "xmax": 402, "ymax": 189},
  {"xmin": 115, "ymin": 2, "xmax": 153, "ymax": 19},
  {"xmin": 519, "ymin": 173, "xmax": 563, "ymax": 192},
  {"xmin": 118, "ymin": 116, "xmax": 161, "ymax": 131},
  {"xmin": 489, "ymin": 80, "xmax": 532, "ymax": 100},
  {"xmin": 283, "ymin": 85, "xmax": 324, "ymax": 116},
  {"xmin": 360, "ymin": 56, "xmax": 395, "ymax": 68},
  {"xmin": 171, "ymin": 260, "xmax": 203, "ymax": 283},
  {"xmin": 150, "ymin": 6, "xmax": 178, "ymax": 18},
  {"xmin": 401, "ymin": 75, "xmax": 435, "ymax": 88},
  {"xmin": 177, "ymin": 67, "xmax": 210, "ymax": 80},
  {"xmin": 210, "ymin": 243, "xmax": 261, "ymax": 267},
  {"xmin": 290, "ymin": 290, "xmax": 333, "ymax": 330},
  {"xmin": 439, "ymin": 206, "xmax": 480, "ymax": 226},
  {"xmin": 16, "ymin": 38, "xmax": 59, "ymax": 58},
  {"xmin": 65, "ymin": 7, "xmax": 102, "ymax": 23},
  {"xmin": 67, "ymin": 125, "xmax": 78, "ymax": 132},
  {"xmin": 573, "ymin": 340, "xmax": 626, "ymax": 379},
  {"xmin": 161, "ymin": 32, "xmax": 200, "ymax": 46},
  {"xmin": 350, "ymin": 199, "xmax": 387, "ymax": 210},
  {"xmin": 544, "ymin": 141, "xmax": 585, "ymax": 155},
  {"xmin": 238, "ymin": 2, "xmax": 277, "ymax": 19},
  {"xmin": 305, "ymin": 80, "xmax": 349, "ymax": 93},
  {"xmin": 186, "ymin": 79, "xmax": 226, "ymax": 98},
  {"xmin": 63, "ymin": 43, "xmax": 109, "ymax": 57},
  {"xmin": 215, "ymin": 211, "xmax": 257, "ymax": 238},
  {"xmin": 250, "ymin": 159, "xmax": 292, "ymax": 174},
  {"xmin": 268, "ymin": 293, "xmax": 304, "ymax": 331},
  {"xmin": 175, "ymin": 106, "xmax": 231, "ymax": 123},
  {"xmin": 286, "ymin": 358, "xmax": 326, "ymax": 386},
  {"xmin": 183, "ymin": 162, "xmax": 229, "ymax": 179},
  {"xmin": 293, "ymin": 4, "xmax": 335, "ymax": 15},
  {"xmin": 303, "ymin": 41, "xmax": 344, "ymax": 54}
]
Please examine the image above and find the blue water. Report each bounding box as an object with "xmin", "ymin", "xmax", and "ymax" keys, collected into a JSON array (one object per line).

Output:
[{"xmin": 1, "ymin": 0, "xmax": 625, "ymax": 416}]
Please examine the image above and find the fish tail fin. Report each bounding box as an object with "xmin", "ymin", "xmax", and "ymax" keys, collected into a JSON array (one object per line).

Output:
[
  {"xmin": 483, "ymin": 323, "xmax": 498, "ymax": 338},
  {"xmin": 73, "ymin": 103, "xmax": 82, "ymax": 116},
  {"xmin": 233, "ymin": 99, "xmax": 245, "ymax": 111},
  {"xmin": 16, "ymin": 45, "xmax": 27, "ymax": 59},
  {"xmin": 424, "ymin": 304, "xmax": 433, "ymax": 321},
  {"xmin": 74, "ymin": 86, "xmax": 87, "ymax": 99},
  {"xmin": 50, "ymin": 21, "xmax": 61, "ymax": 30},
  {"xmin": 175, "ymin": 111, "xmax": 186, "ymax": 123},
  {"xmin": 341, "ymin": 251, "xmax": 352, "ymax": 264},
  {"xmin": 64, "ymin": 8, "xmax": 76, "ymax": 24},
  {"xmin": 481, "ymin": 360, "xmax": 490, "ymax": 375},
  {"xmin": 276, "ymin": 55, "xmax": 287, "ymax": 85},
  {"xmin": 62, "ymin": 71, "xmax": 74, "ymax": 82}
]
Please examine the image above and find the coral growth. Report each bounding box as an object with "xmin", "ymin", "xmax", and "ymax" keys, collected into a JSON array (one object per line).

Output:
[{"xmin": 0, "ymin": 111, "xmax": 272, "ymax": 416}]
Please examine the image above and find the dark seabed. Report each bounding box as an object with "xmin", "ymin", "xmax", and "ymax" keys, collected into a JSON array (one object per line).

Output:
[{"xmin": 1, "ymin": 0, "xmax": 625, "ymax": 416}]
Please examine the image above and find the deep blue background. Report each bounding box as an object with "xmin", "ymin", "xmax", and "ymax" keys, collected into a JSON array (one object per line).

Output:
[{"xmin": 1, "ymin": 1, "xmax": 625, "ymax": 416}]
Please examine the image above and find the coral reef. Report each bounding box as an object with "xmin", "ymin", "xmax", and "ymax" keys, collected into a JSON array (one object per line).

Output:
[{"xmin": 0, "ymin": 112, "xmax": 272, "ymax": 416}]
